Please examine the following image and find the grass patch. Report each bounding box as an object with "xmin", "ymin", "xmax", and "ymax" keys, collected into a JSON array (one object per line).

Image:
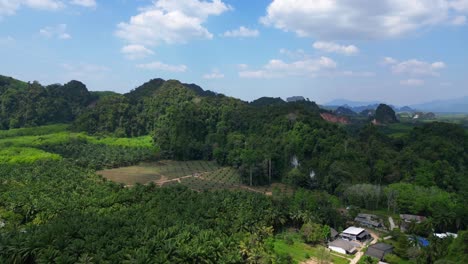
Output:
[
  {"xmin": 0, "ymin": 124, "xmax": 69, "ymax": 139},
  {"xmin": 0, "ymin": 147, "xmax": 61, "ymax": 164},
  {"xmin": 86, "ymin": 135, "xmax": 154, "ymax": 148},
  {"xmin": 0, "ymin": 132, "xmax": 154, "ymax": 149},
  {"xmin": 273, "ymin": 231, "xmax": 350, "ymax": 264}
]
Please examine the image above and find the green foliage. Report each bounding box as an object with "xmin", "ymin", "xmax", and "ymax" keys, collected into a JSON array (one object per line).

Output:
[
  {"xmin": 394, "ymin": 234, "xmax": 410, "ymax": 259},
  {"xmin": 385, "ymin": 183, "xmax": 463, "ymax": 231},
  {"xmin": 444, "ymin": 231, "xmax": 468, "ymax": 263},
  {"xmin": 375, "ymin": 104, "xmax": 398, "ymax": 124},
  {"xmin": 358, "ymin": 255, "xmax": 379, "ymax": 264},
  {"xmin": 0, "ymin": 79, "xmax": 92, "ymax": 129},
  {"xmin": 0, "ymin": 124, "xmax": 69, "ymax": 139},
  {"xmin": 0, "ymin": 161, "xmax": 282, "ymax": 263},
  {"xmin": 344, "ymin": 184, "xmax": 384, "ymax": 210},
  {"xmin": 0, "ymin": 147, "xmax": 61, "ymax": 164},
  {"xmin": 41, "ymin": 141, "xmax": 157, "ymax": 170},
  {"xmin": 1, "ymin": 75, "xmax": 467, "ymax": 263},
  {"xmin": 0, "ymin": 125, "xmax": 157, "ymax": 169},
  {"xmin": 300, "ymin": 222, "xmax": 329, "ymax": 245}
]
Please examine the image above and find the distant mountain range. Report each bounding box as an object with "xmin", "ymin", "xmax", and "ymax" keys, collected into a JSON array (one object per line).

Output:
[
  {"xmin": 325, "ymin": 99, "xmax": 381, "ymax": 107},
  {"xmin": 409, "ymin": 97, "xmax": 468, "ymax": 113},
  {"xmin": 324, "ymin": 97, "xmax": 468, "ymax": 113}
]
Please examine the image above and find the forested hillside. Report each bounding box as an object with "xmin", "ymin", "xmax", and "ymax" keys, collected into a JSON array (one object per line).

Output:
[
  {"xmin": 0, "ymin": 76, "xmax": 94, "ymax": 129},
  {"xmin": 0, "ymin": 75, "xmax": 467, "ymax": 263}
]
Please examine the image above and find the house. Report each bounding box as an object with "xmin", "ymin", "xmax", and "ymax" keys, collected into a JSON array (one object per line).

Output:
[
  {"xmin": 354, "ymin": 213, "xmax": 382, "ymax": 228},
  {"xmin": 365, "ymin": 243, "xmax": 394, "ymax": 261},
  {"xmin": 328, "ymin": 239, "xmax": 360, "ymax": 255},
  {"xmin": 400, "ymin": 214, "xmax": 426, "ymax": 223},
  {"xmin": 340, "ymin": 226, "xmax": 371, "ymax": 242}
]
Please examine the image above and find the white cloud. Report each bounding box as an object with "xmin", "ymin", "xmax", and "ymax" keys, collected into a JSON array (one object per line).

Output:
[
  {"xmin": 223, "ymin": 26, "xmax": 259, "ymax": 38},
  {"xmin": 203, "ymin": 70, "xmax": 224, "ymax": 79},
  {"xmin": 382, "ymin": 57, "xmax": 398, "ymax": 65},
  {"xmin": 0, "ymin": 0, "xmax": 63, "ymax": 17},
  {"xmin": 450, "ymin": 0, "xmax": 468, "ymax": 12},
  {"xmin": 239, "ymin": 56, "xmax": 336, "ymax": 79},
  {"xmin": 342, "ymin": 71, "xmax": 375, "ymax": 77},
  {"xmin": 237, "ymin": 64, "xmax": 249, "ymax": 70},
  {"xmin": 313, "ymin": 41, "xmax": 359, "ymax": 55},
  {"xmin": 452, "ymin": 15, "xmax": 467, "ymax": 25},
  {"xmin": 115, "ymin": 0, "xmax": 231, "ymax": 47},
  {"xmin": 153, "ymin": 0, "xmax": 232, "ymax": 18},
  {"xmin": 388, "ymin": 59, "xmax": 446, "ymax": 76},
  {"xmin": 136, "ymin": 61, "xmax": 187, "ymax": 72},
  {"xmin": 39, "ymin": 24, "xmax": 71, "ymax": 40},
  {"xmin": 279, "ymin": 48, "xmax": 308, "ymax": 59},
  {"xmin": 25, "ymin": 0, "xmax": 64, "ymax": 10},
  {"xmin": 70, "ymin": 0, "xmax": 96, "ymax": 8},
  {"xmin": 400, "ymin": 79, "xmax": 425, "ymax": 86},
  {"xmin": 261, "ymin": 0, "xmax": 468, "ymax": 39},
  {"xmin": 121, "ymin": 45, "xmax": 154, "ymax": 60}
]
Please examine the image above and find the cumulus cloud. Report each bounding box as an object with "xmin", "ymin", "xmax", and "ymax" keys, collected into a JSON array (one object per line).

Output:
[
  {"xmin": 450, "ymin": 0, "xmax": 468, "ymax": 12},
  {"xmin": 203, "ymin": 70, "xmax": 224, "ymax": 79},
  {"xmin": 313, "ymin": 41, "xmax": 359, "ymax": 55},
  {"xmin": 136, "ymin": 61, "xmax": 187, "ymax": 72},
  {"xmin": 237, "ymin": 64, "xmax": 249, "ymax": 70},
  {"xmin": 452, "ymin": 15, "xmax": 467, "ymax": 25},
  {"xmin": 342, "ymin": 71, "xmax": 375, "ymax": 77},
  {"xmin": 279, "ymin": 48, "xmax": 308, "ymax": 59},
  {"xmin": 382, "ymin": 57, "xmax": 398, "ymax": 65},
  {"xmin": 1, "ymin": 0, "xmax": 64, "ymax": 17},
  {"xmin": 116, "ymin": 0, "xmax": 231, "ymax": 47},
  {"xmin": 24, "ymin": 0, "xmax": 64, "ymax": 10},
  {"xmin": 261, "ymin": 0, "xmax": 468, "ymax": 39},
  {"xmin": 39, "ymin": 24, "xmax": 71, "ymax": 39},
  {"xmin": 70, "ymin": 0, "xmax": 96, "ymax": 8},
  {"xmin": 121, "ymin": 45, "xmax": 154, "ymax": 60},
  {"xmin": 223, "ymin": 26, "xmax": 259, "ymax": 38},
  {"xmin": 239, "ymin": 56, "xmax": 336, "ymax": 79},
  {"xmin": 400, "ymin": 79, "xmax": 425, "ymax": 86},
  {"xmin": 388, "ymin": 59, "xmax": 446, "ymax": 76}
]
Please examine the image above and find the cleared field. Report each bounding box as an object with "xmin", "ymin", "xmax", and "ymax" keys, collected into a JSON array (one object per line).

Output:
[
  {"xmin": 99, "ymin": 160, "xmax": 296, "ymax": 194},
  {"xmin": 98, "ymin": 160, "xmax": 235, "ymax": 187}
]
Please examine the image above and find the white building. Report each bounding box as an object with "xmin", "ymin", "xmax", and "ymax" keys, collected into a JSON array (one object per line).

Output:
[
  {"xmin": 340, "ymin": 226, "xmax": 371, "ymax": 242},
  {"xmin": 328, "ymin": 239, "xmax": 360, "ymax": 255}
]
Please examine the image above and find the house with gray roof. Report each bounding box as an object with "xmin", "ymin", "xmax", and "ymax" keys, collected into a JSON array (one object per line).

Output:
[
  {"xmin": 365, "ymin": 243, "xmax": 394, "ymax": 261},
  {"xmin": 400, "ymin": 214, "xmax": 426, "ymax": 223},
  {"xmin": 328, "ymin": 239, "xmax": 360, "ymax": 255},
  {"xmin": 354, "ymin": 213, "xmax": 382, "ymax": 228}
]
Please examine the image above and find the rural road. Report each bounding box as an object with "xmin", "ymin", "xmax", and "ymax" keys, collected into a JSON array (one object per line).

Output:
[
  {"xmin": 349, "ymin": 231, "xmax": 379, "ymax": 264},
  {"xmin": 155, "ymin": 173, "xmax": 204, "ymax": 186}
]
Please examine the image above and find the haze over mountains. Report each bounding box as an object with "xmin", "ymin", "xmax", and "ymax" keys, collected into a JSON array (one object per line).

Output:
[{"xmin": 325, "ymin": 97, "xmax": 468, "ymax": 113}]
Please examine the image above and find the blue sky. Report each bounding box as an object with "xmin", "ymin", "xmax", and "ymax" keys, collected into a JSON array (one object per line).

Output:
[{"xmin": 0, "ymin": 0, "xmax": 467, "ymax": 105}]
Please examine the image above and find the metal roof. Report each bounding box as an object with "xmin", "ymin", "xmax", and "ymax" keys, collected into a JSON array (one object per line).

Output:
[
  {"xmin": 329, "ymin": 239, "xmax": 360, "ymax": 252},
  {"xmin": 342, "ymin": 226, "xmax": 365, "ymax": 235}
]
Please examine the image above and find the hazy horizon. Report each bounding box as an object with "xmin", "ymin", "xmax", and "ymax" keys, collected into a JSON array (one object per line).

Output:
[{"xmin": 1, "ymin": 0, "xmax": 467, "ymax": 105}]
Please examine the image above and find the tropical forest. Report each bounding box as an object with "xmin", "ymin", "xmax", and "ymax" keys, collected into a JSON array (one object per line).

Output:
[{"xmin": 0, "ymin": 75, "xmax": 466, "ymax": 264}]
